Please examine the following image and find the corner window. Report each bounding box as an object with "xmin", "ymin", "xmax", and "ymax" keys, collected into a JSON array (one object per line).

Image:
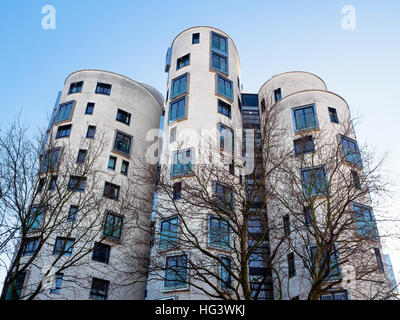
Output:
[
  {"xmin": 211, "ymin": 52, "xmax": 228, "ymax": 74},
  {"xmin": 293, "ymin": 135, "xmax": 315, "ymax": 155},
  {"xmin": 292, "ymin": 104, "xmax": 319, "ymax": 132},
  {"xmin": 55, "ymin": 101, "xmax": 74, "ymax": 123},
  {"xmin": 90, "ymin": 278, "xmax": 109, "ymax": 300},
  {"xmin": 86, "ymin": 125, "xmax": 96, "ymax": 139},
  {"xmin": 53, "ymin": 237, "xmax": 75, "ymax": 256},
  {"xmin": 177, "ymin": 54, "xmax": 190, "ymax": 70},
  {"xmin": 274, "ymin": 88, "xmax": 282, "ymax": 102},
  {"xmin": 301, "ymin": 166, "xmax": 329, "ymax": 198},
  {"xmin": 113, "ymin": 131, "xmax": 132, "ymax": 155},
  {"xmin": 159, "ymin": 216, "xmax": 179, "ymax": 251},
  {"xmin": 92, "ymin": 242, "xmax": 111, "ymax": 264},
  {"xmin": 103, "ymin": 212, "xmax": 123, "ymax": 239},
  {"xmin": 192, "ymin": 33, "xmax": 200, "ymax": 44},
  {"xmin": 68, "ymin": 81, "xmax": 83, "ymax": 94},
  {"xmin": 171, "ymin": 148, "xmax": 193, "ymax": 178},
  {"xmin": 103, "ymin": 182, "xmax": 120, "ymax": 200},
  {"xmin": 67, "ymin": 176, "xmax": 86, "ymax": 192},
  {"xmin": 171, "ymin": 74, "xmax": 188, "ymax": 99},
  {"xmin": 328, "ymin": 107, "xmax": 339, "ymax": 123},
  {"xmin": 85, "ymin": 102, "xmax": 95, "ymax": 115},
  {"xmin": 169, "ymin": 97, "xmax": 187, "ymax": 122},
  {"xmin": 217, "ymin": 74, "xmax": 233, "ymax": 101},
  {"xmin": 164, "ymin": 254, "xmax": 188, "ymax": 290},
  {"xmin": 209, "ymin": 215, "xmax": 230, "ymax": 249},
  {"xmin": 56, "ymin": 124, "xmax": 72, "ymax": 139},
  {"xmin": 218, "ymin": 100, "xmax": 231, "ymax": 118},
  {"xmin": 95, "ymin": 82, "xmax": 112, "ymax": 95},
  {"xmin": 116, "ymin": 109, "xmax": 131, "ymax": 126},
  {"xmin": 340, "ymin": 135, "xmax": 362, "ymax": 167}
]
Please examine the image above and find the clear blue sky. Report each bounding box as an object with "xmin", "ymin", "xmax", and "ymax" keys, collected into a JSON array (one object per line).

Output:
[{"xmin": 1, "ymin": 0, "xmax": 400, "ymax": 287}]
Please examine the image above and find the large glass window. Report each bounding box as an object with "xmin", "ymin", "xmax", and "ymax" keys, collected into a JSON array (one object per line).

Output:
[
  {"xmin": 353, "ymin": 203, "xmax": 378, "ymax": 240},
  {"xmin": 340, "ymin": 135, "xmax": 362, "ymax": 167},
  {"xmin": 113, "ymin": 131, "xmax": 132, "ymax": 155},
  {"xmin": 209, "ymin": 216, "xmax": 230, "ymax": 249},
  {"xmin": 211, "ymin": 32, "xmax": 227, "ymax": 54},
  {"xmin": 103, "ymin": 212, "xmax": 123, "ymax": 239},
  {"xmin": 220, "ymin": 256, "xmax": 232, "ymax": 290},
  {"xmin": 292, "ymin": 104, "xmax": 319, "ymax": 132},
  {"xmin": 169, "ymin": 97, "xmax": 187, "ymax": 122},
  {"xmin": 171, "ymin": 148, "xmax": 193, "ymax": 177},
  {"xmin": 55, "ymin": 102, "xmax": 74, "ymax": 123},
  {"xmin": 301, "ymin": 166, "xmax": 329, "ymax": 198},
  {"xmin": 164, "ymin": 254, "xmax": 188, "ymax": 290},
  {"xmin": 53, "ymin": 237, "xmax": 75, "ymax": 256},
  {"xmin": 217, "ymin": 75, "xmax": 233, "ymax": 101},
  {"xmin": 211, "ymin": 52, "xmax": 228, "ymax": 74},
  {"xmin": 90, "ymin": 278, "xmax": 109, "ymax": 300},
  {"xmin": 171, "ymin": 74, "xmax": 188, "ymax": 99},
  {"xmin": 159, "ymin": 216, "xmax": 179, "ymax": 251}
]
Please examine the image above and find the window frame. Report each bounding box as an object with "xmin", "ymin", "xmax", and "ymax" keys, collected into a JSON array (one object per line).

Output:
[
  {"xmin": 53, "ymin": 237, "xmax": 75, "ymax": 256},
  {"xmin": 163, "ymin": 253, "xmax": 189, "ymax": 291},
  {"xmin": 170, "ymin": 73, "xmax": 189, "ymax": 100},
  {"xmin": 92, "ymin": 242, "xmax": 111, "ymax": 264},
  {"xmin": 103, "ymin": 182, "xmax": 121, "ymax": 201},
  {"xmin": 89, "ymin": 278, "xmax": 110, "ymax": 300},
  {"xmin": 291, "ymin": 104, "xmax": 319, "ymax": 133},
  {"xmin": 192, "ymin": 33, "xmax": 200, "ymax": 44},
  {"xmin": 103, "ymin": 211, "xmax": 123, "ymax": 240},
  {"xmin": 168, "ymin": 96, "xmax": 188, "ymax": 123},
  {"xmin": 67, "ymin": 175, "xmax": 87, "ymax": 192},
  {"xmin": 216, "ymin": 74, "xmax": 233, "ymax": 102},
  {"xmin": 56, "ymin": 124, "xmax": 72, "ymax": 139},
  {"xmin": 328, "ymin": 107, "xmax": 339, "ymax": 124},
  {"xmin": 86, "ymin": 125, "xmax": 96, "ymax": 139},
  {"xmin": 95, "ymin": 82, "xmax": 112, "ymax": 96},
  {"xmin": 274, "ymin": 88, "xmax": 282, "ymax": 102},
  {"xmin": 171, "ymin": 148, "xmax": 193, "ymax": 178},
  {"xmin": 68, "ymin": 81, "xmax": 83, "ymax": 95},
  {"xmin": 116, "ymin": 108, "xmax": 131, "ymax": 126},
  {"xmin": 176, "ymin": 53, "xmax": 190, "ymax": 70},
  {"xmin": 208, "ymin": 215, "xmax": 231, "ymax": 250},
  {"xmin": 217, "ymin": 99, "xmax": 231, "ymax": 118},
  {"xmin": 54, "ymin": 101, "xmax": 75, "ymax": 124},
  {"xmin": 49, "ymin": 273, "xmax": 64, "ymax": 294},
  {"xmin": 301, "ymin": 165, "xmax": 329, "ymax": 198},
  {"xmin": 85, "ymin": 102, "xmax": 95, "ymax": 115},
  {"xmin": 159, "ymin": 216, "xmax": 179, "ymax": 251},
  {"xmin": 112, "ymin": 130, "xmax": 132, "ymax": 156},
  {"xmin": 210, "ymin": 51, "xmax": 229, "ymax": 75},
  {"xmin": 293, "ymin": 135, "xmax": 315, "ymax": 156},
  {"xmin": 339, "ymin": 135, "xmax": 363, "ymax": 168}
]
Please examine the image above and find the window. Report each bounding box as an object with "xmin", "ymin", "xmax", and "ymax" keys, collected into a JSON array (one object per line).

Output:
[
  {"xmin": 328, "ymin": 107, "xmax": 339, "ymax": 123},
  {"xmin": 50, "ymin": 273, "xmax": 64, "ymax": 294},
  {"xmin": 108, "ymin": 156, "xmax": 117, "ymax": 170},
  {"xmin": 95, "ymin": 82, "xmax": 112, "ymax": 95},
  {"xmin": 86, "ymin": 125, "xmax": 96, "ymax": 139},
  {"xmin": 320, "ymin": 291, "xmax": 348, "ymax": 300},
  {"xmin": 5, "ymin": 272, "xmax": 26, "ymax": 300},
  {"xmin": 293, "ymin": 136, "xmax": 314, "ymax": 155},
  {"xmin": 103, "ymin": 182, "xmax": 120, "ymax": 200},
  {"xmin": 283, "ymin": 215, "xmax": 290, "ymax": 236},
  {"xmin": 170, "ymin": 126, "xmax": 177, "ymax": 143},
  {"xmin": 218, "ymin": 99, "xmax": 231, "ymax": 118},
  {"xmin": 67, "ymin": 176, "xmax": 86, "ymax": 192},
  {"xmin": 67, "ymin": 205, "xmax": 78, "ymax": 222},
  {"xmin": 48, "ymin": 175, "xmax": 58, "ymax": 191},
  {"xmin": 211, "ymin": 32, "xmax": 227, "ymax": 54},
  {"xmin": 351, "ymin": 170, "xmax": 362, "ymax": 190},
  {"xmin": 274, "ymin": 88, "xmax": 282, "ymax": 102},
  {"xmin": 159, "ymin": 216, "xmax": 179, "ymax": 251},
  {"xmin": 103, "ymin": 212, "xmax": 123, "ymax": 239},
  {"xmin": 217, "ymin": 74, "xmax": 233, "ymax": 101},
  {"xmin": 22, "ymin": 237, "xmax": 39, "ymax": 256},
  {"xmin": 211, "ymin": 52, "xmax": 228, "ymax": 74},
  {"xmin": 90, "ymin": 278, "xmax": 109, "ymax": 300},
  {"xmin": 37, "ymin": 177, "xmax": 46, "ymax": 193},
  {"xmin": 374, "ymin": 248, "xmax": 384, "ymax": 273},
  {"xmin": 261, "ymin": 99, "xmax": 266, "ymax": 113},
  {"xmin": 121, "ymin": 160, "xmax": 129, "ymax": 176},
  {"xmin": 353, "ymin": 203, "xmax": 378, "ymax": 240},
  {"xmin": 220, "ymin": 256, "xmax": 232, "ymax": 290},
  {"xmin": 176, "ymin": 54, "xmax": 190, "ymax": 70},
  {"xmin": 113, "ymin": 131, "xmax": 132, "ymax": 155},
  {"xmin": 171, "ymin": 148, "xmax": 193, "ymax": 178},
  {"xmin": 288, "ymin": 253, "xmax": 296, "ymax": 278},
  {"xmin": 56, "ymin": 124, "xmax": 72, "ymax": 139},
  {"xmin": 214, "ymin": 182, "xmax": 234, "ymax": 211},
  {"xmin": 173, "ymin": 182, "xmax": 182, "ymax": 200},
  {"xmin": 310, "ymin": 244, "xmax": 341, "ymax": 279},
  {"xmin": 85, "ymin": 102, "xmax": 95, "ymax": 115},
  {"xmin": 340, "ymin": 135, "xmax": 362, "ymax": 167},
  {"xmin": 292, "ymin": 104, "xmax": 319, "ymax": 132},
  {"xmin": 171, "ymin": 74, "xmax": 188, "ymax": 99},
  {"xmin": 53, "ymin": 237, "xmax": 75, "ymax": 256},
  {"xmin": 219, "ymin": 123, "xmax": 234, "ymax": 153},
  {"xmin": 76, "ymin": 149, "xmax": 87, "ymax": 164},
  {"xmin": 92, "ymin": 242, "xmax": 111, "ymax": 263},
  {"xmin": 55, "ymin": 102, "xmax": 74, "ymax": 123},
  {"xmin": 116, "ymin": 109, "xmax": 131, "ymax": 126},
  {"xmin": 192, "ymin": 33, "xmax": 200, "ymax": 44},
  {"xmin": 169, "ymin": 97, "xmax": 187, "ymax": 122},
  {"xmin": 40, "ymin": 147, "xmax": 61, "ymax": 172},
  {"xmin": 164, "ymin": 254, "xmax": 188, "ymax": 290},
  {"xmin": 304, "ymin": 206, "xmax": 314, "ymax": 226},
  {"xmin": 68, "ymin": 81, "xmax": 83, "ymax": 94},
  {"xmin": 301, "ymin": 166, "xmax": 329, "ymax": 198},
  {"xmin": 209, "ymin": 215, "xmax": 230, "ymax": 249}
]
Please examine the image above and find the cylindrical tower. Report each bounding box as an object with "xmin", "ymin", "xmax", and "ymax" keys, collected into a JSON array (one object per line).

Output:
[{"xmin": 21, "ymin": 70, "xmax": 164, "ymax": 300}]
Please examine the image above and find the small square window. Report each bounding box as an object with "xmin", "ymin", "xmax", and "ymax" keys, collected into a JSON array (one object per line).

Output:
[
  {"xmin": 108, "ymin": 156, "xmax": 117, "ymax": 170},
  {"xmin": 77, "ymin": 149, "xmax": 87, "ymax": 164},
  {"xmin": 67, "ymin": 205, "xmax": 78, "ymax": 222},
  {"xmin": 56, "ymin": 124, "xmax": 72, "ymax": 139},
  {"xmin": 67, "ymin": 176, "xmax": 86, "ymax": 192},
  {"xmin": 113, "ymin": 131, "xmax": 132, "ymax": 155},
  {"xmin": 53, "ymin": 237, "xmax": 75, "ymax": 256},
  {"xmin": 103, "ymin": 182, "xmax": 120, "ymax": 200},
  {"xmin": 86, "ymin": 125, "xmax": 96, "ymax": 139},
  {"xmin": 90, "ymin": 278, "xmax": 109, "ymax": 300},
  {"xmin": 116, "ymin": 109, "xmax": 131, "ymax": 126},
  {"xmin": 328, "ymin": 107, "xmax": 339, "ymax": 124},
  {"xmin": 85, "ymin": 102, "xmax": 95, "ymax": 115},
  {"xmin": 292, "ymin": 104, "xmax": 318, "ymax": 132},
  {"xmin": 103, "ymin": 212, "xmax": 123, "ymax": 239},
  {"xmin": 68, "ymin": 81, "xmax": 83, "ymax": 94},
  {"xmin": 92, "ymin": 242, "xmax": 111, "ymax": 264},
  {"xmin": 192, "ymin": 33, "xmax": 200, "ymax": 44},
  {"xmin": 294, "ymin": 136, "xmax": 315, "ymax": 155},
  {"xmin": 95, "ymin": 82, "xmax": 112, "ymax": 95},
  {"xmin": 22, "ymin": 237, "xmax": 39, "ymax": 256},
  {"xmin": 121, "ymin": 160, "xmax": 129, "ymax": 176}
]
